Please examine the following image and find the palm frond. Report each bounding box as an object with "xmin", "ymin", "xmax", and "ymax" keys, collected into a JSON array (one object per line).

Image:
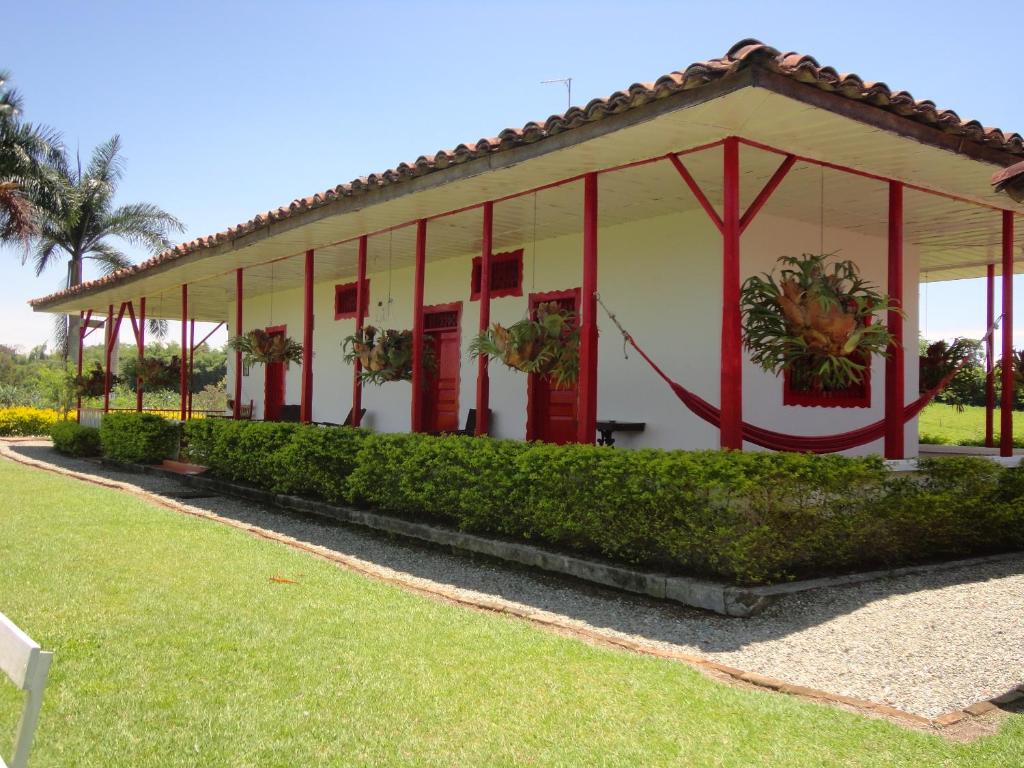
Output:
[
  {"xmin": 147, "ymin": 318, "xmax": 168, "ymax": 340},
  {"xmin": 87, "ymin": 241, "xmax": 132, "ymax": 275}
]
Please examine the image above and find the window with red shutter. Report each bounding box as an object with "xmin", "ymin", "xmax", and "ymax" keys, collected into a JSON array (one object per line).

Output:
[
  {"xmin": 471, "ymin": 249, "xmax": 523, "ymax": 300},
  {"xmin": 334, "ymin": 279, "xmax": 369, "ymax": 320}
]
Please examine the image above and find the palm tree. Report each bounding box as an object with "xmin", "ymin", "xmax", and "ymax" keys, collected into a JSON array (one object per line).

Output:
[
  {"xmin": 33, "ymin": 135, "xmax": 185, "ymax": 361},
  {"xmin": 0, "ymin": 70, "xmax": 60, "ymax": 248}
]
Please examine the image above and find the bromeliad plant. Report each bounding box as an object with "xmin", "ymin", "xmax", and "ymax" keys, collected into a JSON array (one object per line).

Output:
[
  {"xmin": 469, "ymin": 301, "xmax": 580, "ymax": 387},
  {"xmin": 741, "ymin": 253, "xmax": 900, "ymax": 391},
  {"xmin": 228, "ymin": 330, "xmax": 303, "ymax": 368},
  {"xmin": 342, "ymin": 326, "xmax": 435, "ymax": 385},
  {"xmin": 136, "ymin": 356, "xmax": 182, "ymax": 388},
  {"xmin": 74, "ymin": 362, "xmax": 116, "ymax": 397}
]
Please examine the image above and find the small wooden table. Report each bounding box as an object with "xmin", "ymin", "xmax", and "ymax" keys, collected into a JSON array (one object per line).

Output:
[{"xmin": 595, "ymin": 420, "xmax": 646, "ymax": 447}]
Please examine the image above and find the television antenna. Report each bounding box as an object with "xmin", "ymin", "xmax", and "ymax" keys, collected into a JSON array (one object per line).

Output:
[{"xmin": 541, "ymin": 77, "xmax": 572, "ymax": 110}]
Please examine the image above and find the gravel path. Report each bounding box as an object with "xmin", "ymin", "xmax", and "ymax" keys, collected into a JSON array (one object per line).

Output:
[{"xmin": 6, "ymin": 441, "xmax": 1023, "ymax": 719}]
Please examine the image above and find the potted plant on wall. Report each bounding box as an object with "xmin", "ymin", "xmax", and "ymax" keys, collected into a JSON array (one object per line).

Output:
[
  {"xmin": 341, "ymin": 326, "xmax": 436, "ymax": 385},
  {"xmin": 228, "ymin": 329, "xmax": 303, "ymax": 369},
  {"xmin": 741, "ymin": 253, "xmax": 900, "ymax": 393},
  {"xmin": 469, "ymin": 301, "xmax": 580, "ymax": 387}
]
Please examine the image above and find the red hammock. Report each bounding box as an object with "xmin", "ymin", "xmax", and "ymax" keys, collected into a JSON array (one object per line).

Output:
[{"xmin": 596, "ymin": 295, "xmax": 997, "ymax": 453}]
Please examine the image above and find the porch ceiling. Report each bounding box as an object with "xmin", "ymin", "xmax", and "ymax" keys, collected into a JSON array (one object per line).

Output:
[{"xmin": 34, "ymin": 83, "xmax": 1023, "ymax": 322}]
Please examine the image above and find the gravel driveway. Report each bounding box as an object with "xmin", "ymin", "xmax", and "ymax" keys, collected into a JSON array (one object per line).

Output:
[{"xmin": 6, "ymin": 442, "xmax": 1023, "ymax": 719}]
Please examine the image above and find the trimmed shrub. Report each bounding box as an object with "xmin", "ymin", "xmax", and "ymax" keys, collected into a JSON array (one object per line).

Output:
[
  {"xmin": 0, "ymin": 407, "xmax": 60, "ymax": 437},
  {"xmin": 138, "ymin": 418, "xmax": 1024, "ymax": 585},
  {"xmin": 99, "ymin": 412, "xmax": 181, "ymax": 464},
  {"xmin": 50, "ymin": 421, "xmax": 101, "ymax": 457}
]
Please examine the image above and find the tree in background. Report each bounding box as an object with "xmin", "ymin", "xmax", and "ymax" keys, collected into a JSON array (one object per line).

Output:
[
  {"xmin": 31, "ymin": 135, "xmax": 184, "ymax": 362},
  {"xmin": 0, "ymin": 70, "xmax": 59, "ymax": 249}
]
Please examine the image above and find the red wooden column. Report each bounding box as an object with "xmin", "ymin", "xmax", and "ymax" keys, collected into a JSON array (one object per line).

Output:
[
  {"xmin": 76, "ymin": 310, "xmax": 90, "ymax": 423},
  {"xmin": 475, "ymin": 202, "xmax": 494, "ymax": 437},
  {"xmin": 179, "ymin": 284, "xmax": 188, "ymax": 420},
  {"xmin": 136, "ymin": 297, "xmax": 146, "ymax": 412},
  {"xmin": 885, "ymin": 181, "xmax": 905, "ymax": 459},
  {"xmin": 1001, "ymin": 211, "xmax": 1015, "ymax": 457},
  {"xmin": 351, "ymin": 236, "xmax": 368, "ymax": 428},
  {"xmin": 103, "ymin": 304, "xmax": 114, "ymax": 413},
  {"xmin": 300, "ymin": 249, "xmax": 315, "ymax": 423},
  {"xmin": 233, "ymin": 268, "xmax": 243, "ymax": 419},
  {"xmin": 577, "ymin": 174, "xmax": 599, "ymax": 444},
  {"xmin": 410, "ymin": 219, "xmax": 427, "ymax": 433},
  {"xmin": 986, "ymin": 264, "xmax": 996, "ymax": 448},
  {"xmin": 720, "ymin": 138, "xmax": 743, "ymax": 450},
  {"xmin": 187, "ymin": 319, "xmax": 195, "ymax": 418}
]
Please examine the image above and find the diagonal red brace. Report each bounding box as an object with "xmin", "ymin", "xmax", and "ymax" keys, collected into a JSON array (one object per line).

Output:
[
  {"xmin": 667, "ymin": 153, "xmax": 723, "ymax": 232},
  {"xmin": 740, "ymin": 155, "xmax": 796, "ymax": 234}
]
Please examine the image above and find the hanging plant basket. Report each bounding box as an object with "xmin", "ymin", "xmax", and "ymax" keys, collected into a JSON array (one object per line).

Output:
[
  {"xmin": 741, "ymin": 253, "xmax": 900, "ymax": 392},
  {"xmin": 228, "ymin": 329, "xmax": 303, "ymax": 368},
  {"xmin": 469, "ymin": 301, "xmax": 580, "ymax": 387},
  {"xmin": 136, "ymin": 356, "xmax": 181, "ymax": 388},
  {"xmin": 342, "ymin": 326, "xmax": 435, "ymax": 385},
  {"xmin": 74, "ymin": 362, "xmax": 117, "ymax": 398}
]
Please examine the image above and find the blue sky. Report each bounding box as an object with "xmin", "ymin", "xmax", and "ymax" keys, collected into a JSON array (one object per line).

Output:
[{"xmin": 2, "ymin": 0, "xmax": 1021, "ymax": 351}]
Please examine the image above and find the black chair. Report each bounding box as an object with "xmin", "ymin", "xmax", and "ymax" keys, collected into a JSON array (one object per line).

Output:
[
  {"xmin": 429, "ymin": 409, "xmax": 491, "ymax": 437},
  {"xmin": 343, "ymin": 407, "xmax": 367, "ymax": 427}
]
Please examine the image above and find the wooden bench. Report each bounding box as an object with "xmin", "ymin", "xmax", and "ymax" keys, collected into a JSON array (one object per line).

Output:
[
  {"xmin": 595, "ymin": 420, "xmax": 646, "ymax": 447},
  {"xmin": 1, "ymin": 612, "xmax": 53, "ymax": 768}
]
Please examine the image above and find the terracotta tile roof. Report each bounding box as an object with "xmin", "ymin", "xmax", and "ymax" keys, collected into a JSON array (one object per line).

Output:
[{"xmin": 30, "ymin": 38, "xmax": 1024, "ymax": 308}]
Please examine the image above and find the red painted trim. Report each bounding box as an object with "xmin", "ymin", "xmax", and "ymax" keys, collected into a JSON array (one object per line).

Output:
[
  {"xmin": 103, "ymin": 303, "xmax": 125, "ymax": 413},
  {"xmin": 885, "ymin": 181, "xmax": 905, "ymax": 459},
  {"xmin": 739, "ymin": 155, "xmax": 796, "ymax": 234},
  {"xmin": 470, "ymin": 249, "xmax": 523, "ymax": 301},
  {"xmin": 720, "ymin": 137, "xmax": 743, "ymax": 450},
  {"xmin": 352, "ymin": 236, "xmax": 367, "ymax": 428},
  {"xmin": 180, "ymin": 284, "xmax": 188, "ymax": 420},
  {"xmin": 668, "ymin": 153, "xmax": 723, "ymax": 232},
  {"xmin": 301, "ymin": 249, "xmax": 314, "ymax": 423},
  {"xmin": 264, "ymin": 324, "xmax": 287, "ymax": 422},
  {"xmin": 577, "ymin": 173, "xmax": 599, "ymax": 445},
  {"xmin": 784, "ymin": 362, "xmax": 872, "ymax": 409},
  {"xmin": 526, "ymin": 288, "xmax": 581, "ymax": 442},
  {"xmin": 476, "ymin": 202, "xmax": 493, "ymax": 436},
  {"xmin": 410, "ymin": 219, "xmax": 427, "ymax": 432},
  {"xmin": 137, "ymin": 297, "xmax": 146, "ymax": 412},
  {"xmin": 195, "ymin": 321, "xmax": 224, "ymax": 350},
  {"xmin": 187, "ymin": 318, "xmax": 195, "ymax": 418},
  {"xmin": 333, "ymin": 279, "xmax": 370, "ymax": 320},
  {"xmin": 1001, "ymin": 211, "xmax": 1015, "ymax": 457},
  {"xmin": 76, "ymin": 309, "xmax": 92, "ymax": 422},
  {"xmin": 234, "ymin": 269, "xmax": 243, "ymax": 419},
  {"xmin": 986, "ymin": 263, "xmax": 996, "ymax": 448}
]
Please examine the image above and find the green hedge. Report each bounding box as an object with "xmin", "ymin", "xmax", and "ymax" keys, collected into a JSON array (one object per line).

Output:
[
  {"xmin": 99, "ymin": 412, "xmax": 181, "ymax": 464},
  {"xmin": 50, "ymin": 422, "xmax": 101, "ymax": 457},
  {"xmin": 175, "ymin": 419, "xmax": 1024, "ymax": 584}
]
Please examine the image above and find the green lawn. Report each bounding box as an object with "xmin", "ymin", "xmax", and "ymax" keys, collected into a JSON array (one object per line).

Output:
[
  {"xmin": 1, "ymin": 459, "xmax": 1022, "ymax": 767},
  {"xmin": 919, "ymin": 403, "xmax": 1024, "ymax": 448}
]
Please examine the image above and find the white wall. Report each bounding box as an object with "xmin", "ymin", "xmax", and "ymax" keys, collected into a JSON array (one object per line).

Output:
[{"xmin": 227, "ymin": 207, "xmax": 921, "ymax": 456}]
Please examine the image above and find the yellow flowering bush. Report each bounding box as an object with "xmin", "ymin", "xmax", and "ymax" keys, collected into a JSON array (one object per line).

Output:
[{"xmin": 0, "ymin": 407, "xmax": 63, "ymax": 437}]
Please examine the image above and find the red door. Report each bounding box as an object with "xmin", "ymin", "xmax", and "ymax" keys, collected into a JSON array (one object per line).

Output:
[
  {"xmin": 264, "ymin": 325, "xmax": 286, "ymax": 421},
  {"xmin": 420, "ymin": 305, "xmax": 461, "ymax": 433},
  {"xmin": 527, "ymin": 290, "xmax": 580, "ymax": 444}
]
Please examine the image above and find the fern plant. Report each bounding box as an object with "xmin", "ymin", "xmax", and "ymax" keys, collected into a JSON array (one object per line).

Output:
[
  {"xmin": 469, "ymin": 302, "xmax": 580, "ymax": 388},
  {"xmin": 741, "ymin": 253, "xmax": 900, "ymax": 391},
  {"xmin": 341, "ymin": 326, "xmax": 435, "ymax": 385},
  {"xmin": 228, "ymin": 329, "xmax": 303, "ymax": 368}
]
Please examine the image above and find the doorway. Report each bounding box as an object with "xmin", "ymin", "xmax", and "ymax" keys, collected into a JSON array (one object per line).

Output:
[
  {"xmin": 419, "ymin": 304, "xmax": 462, "ymax": 433},
  {"xmin": 526, "ymin": 289, "xmax": 580, "ymax": 444},
  {"xmin": 264, "ymin": 325, "xmax": 287, "ymax": 421}
]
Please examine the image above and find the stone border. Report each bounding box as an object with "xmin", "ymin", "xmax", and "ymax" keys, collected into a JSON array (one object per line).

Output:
[
  {"xmin": 113, "ymin": 458, "xmax": 1024, "ymax": 620},
  {"xmin": 0, "ymin": 440, "xmax": 1017, "ymax": 737}
]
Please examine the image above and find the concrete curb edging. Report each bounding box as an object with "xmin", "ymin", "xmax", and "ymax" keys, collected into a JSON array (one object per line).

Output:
[
  {"xmin": 1, "ymin": 441, "xmax": 1017, "ymax": 737},
  {"xmin": 125, "ymin": 459, "xmax": 1024, "ymax": 620}
]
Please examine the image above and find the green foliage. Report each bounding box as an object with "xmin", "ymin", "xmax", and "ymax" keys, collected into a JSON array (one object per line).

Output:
[
  {"xmin": 228, "ymin": 330, "xmax": 303, "ymax": 368},
  {"xmin": 469, "ymin": 302, "xmax": 580, "ymax": 387},
  {"xmin": 50, "ymin": 421, "xmax": 101, "ymax": 457},
  {"xmin": 0, "ymin": 406, "xmax": 60, "ymax": 436},
  {"xmin": 99, "ymin": 411, "xmax": 180, "ymax": 464},
  {"xmin": 174, "ymin": 419, "xmax": 1024, "ymax": 585},
  {"xmin": 741, "ymin": 254, "xmax": 898, "ymax": 391},
  {"xmin": 341, "ymin": 326, "xmax": 435, "ymax": 385}
]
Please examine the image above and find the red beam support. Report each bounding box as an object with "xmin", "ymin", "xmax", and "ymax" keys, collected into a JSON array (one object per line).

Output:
[
  {"xmin": 410, "ymin": 219, "xmax": 427, "ymax": 433},
  {"xmin": 668, "ymin": 153, "xmax": 723, "ymax": 232},
  {"xmin": 885, "ymin": 181, "xmax": 905, "ymax": 459},
  {"xmin": 739, "ymin": 155, "xmax": 796, "ymax": 234},
  {"xmin": 103, "ymin": 303, "xmax": 126, "ymax": 414},
  {"xmin": 233, "ymin": 269, "xmax": 243, "ymax": 419},
  {"xmin": 301, "ymin": 249, "xmax": 315, "ymax": 423},
  {"xmin": 475, "ymin": 202, "xmax": 494, "ymax": 437},
  {"xmin": 1001, "ymin": 210, "xmax": 1015, "ymax": 457},
  {"xmin": 577, "ymin": 174, "xmax": 599, "ymax": 444},
  {"xmin": 352, "ymin": 236, "xmax": 367, "ymax": 428},
  {"xmin": 187, "ymin": 318, "xmax": 195, "ymax": 419},
  {"xmin": 986, "ymin": 264, "xmax": 996, "ymax": 448},
  {"xmin": 136, "ymin": 298, "xmax": 146, "ymax": 412},
  {"xmin": 720, "ymin": 138, "xmax": 743, "ymax": 450},
  {"xmin": 180, "ymin": 284, "xmax": 188, "ymax": 421},
  {"xmin": 76, "ymin": 309, "xmax": 91, "ymax": 423}
]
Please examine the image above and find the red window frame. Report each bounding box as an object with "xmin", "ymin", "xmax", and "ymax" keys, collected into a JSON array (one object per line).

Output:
[
  {"xmin": 471, "ymin": 249, "xmax": 523, "ymax": 301},
  {"xmin": 783, "ymin": 353, "xmax": 872, "ymax": 408},
  {"xmin": 334, "ymin": 279, "xmax": 370, "ymax": 320}
]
